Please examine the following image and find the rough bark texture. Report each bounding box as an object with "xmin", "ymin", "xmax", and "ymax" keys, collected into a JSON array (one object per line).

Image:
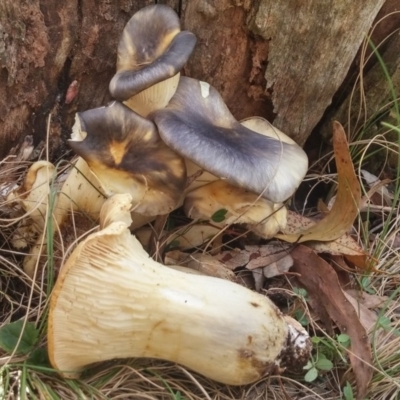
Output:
[
  {"xmin": 320, "ymin": 10, "xmax": 400, "ymax": 142},
  {"xmin": 183, "ymin": 0, "xmax": 386, "ymax": 146},
  {"xmin": 252, "ymin": 0, "xmax": 386, "ymax": 145},
  {"xmin": 0, "ymin": 0, "xmax": 159, "ymax": 160},
  {"xmin": 182, "ymin": 0, "xmax": 273, "ymax": 123},
  {"xmin": 0, "ymin": 0, "xmax": 398, "ymax": 161}
]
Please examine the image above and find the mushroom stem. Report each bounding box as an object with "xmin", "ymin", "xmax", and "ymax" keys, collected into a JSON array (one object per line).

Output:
[
  {"xmin": 54, "ymin": 156, "xmax": 107, "ymax": 227},
  {"xmin": 123, "ymin": 74, "xmax": 180, "ymax": 117},
  {"xmin": 184, "ymin": 180, "xmax": 288, "ymax": 239},
  {"xmin": 48, "ymin": 194, "xmax": 311, "ymax": 384}
]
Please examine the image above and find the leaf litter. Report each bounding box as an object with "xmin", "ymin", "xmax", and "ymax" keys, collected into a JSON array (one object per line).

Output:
[
  {"xmin": 276, "ymin": 121, "xmax": 361, "ymax": 243},
  {"xmin": 291, "ymin": 245, "xmax": 372, "ymax": 400},
  {"xmin": 0, "ymin": 116, "xmax": 383, "ymax": 400}
]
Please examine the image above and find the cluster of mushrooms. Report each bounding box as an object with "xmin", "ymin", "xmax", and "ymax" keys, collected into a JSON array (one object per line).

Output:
[{"xmin": 9, "ymin": 5, "xmax": 311, "ymax": 386}]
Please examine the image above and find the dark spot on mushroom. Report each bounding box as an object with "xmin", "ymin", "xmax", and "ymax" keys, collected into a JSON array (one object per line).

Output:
[
  {"xmin": 237, "ymin": 348, "xmax": 277, "ymax": 379},
  {"xmin": 238, "ymin": 349, "xmax": 254, "ymax": 359},
  {"xmin": 247, "ymin": 335, "xmax": 253, "ymax": 345},
  {"xmin": 250, "ymin": 302, "xmax": 260, "ymax": 308}
]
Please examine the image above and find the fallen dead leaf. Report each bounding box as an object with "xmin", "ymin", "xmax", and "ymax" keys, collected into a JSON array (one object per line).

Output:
[
  {"xmin": 276, "ymin": 121, "xmax": 361, "ymax": 243},
  {"xmin": 263, "ymin": 255, "xmax": 293, "ymax": 278},
  {"xmin": 216, "ymin": 243, "xmax": 292, "ymax": 270},
  {"xmin": 343, "ymin": 291, "xmax": 382, "ymax": 335},
  {"xmin": 345, "ymin": 289, "xmax": 389, "ymax": 310},
  {"xmin": 291, "ymin": 245, "xmax": 372, "ymax": 400},
  {"xmin": 276, "ymin": 211, "xmax": 366, "ymax": 257},
  {"xmin": 252, "ymin": 254, "xmax": 293, "ymax": 291},
  {"xmin": 361, "ymin": 169, "xmax": 393, "ymax": 206}
]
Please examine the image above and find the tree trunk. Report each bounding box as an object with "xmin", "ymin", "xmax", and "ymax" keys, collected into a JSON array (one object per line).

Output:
[{"xmin": 0, "ymin": 0, "xmax": 398, "ymax": 162}]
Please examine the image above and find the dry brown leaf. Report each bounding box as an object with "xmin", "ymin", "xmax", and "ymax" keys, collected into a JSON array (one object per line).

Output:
[
  {"xmin": 291, "ymin": 245, "xmax": 372, "ymax": 400},
  {"xmin": 277, "ymin": 211, "xmax": 365, "ymax": 256},
  {"xmin": 345, "ymin": 289, "xmax": 389, "ymax": 310},
  {"xmin": 252, "ymin": 254, "xmax": 293, "ymax": 291},
  {"xmin": 344, "ymin": 253, "xmax": 377, "ymax": 270},
  {"xmin": 344, "ymin": 292, "xmax": 379, "ymax": 334},
  {"xmin": 263, "ymin": 255, "xmax": 293, "ymax": 278},
  {"xmin": 361, "ymin": 169, "xmax": 393, "ymax": 207},
  {"xmin": 216, "ymin": 243, "xmax": 292, "ymax": 270},
  {"xmin": 276, "ymin": 121, "xmax": 361, "ymax": 243},
  {"xmin": 308, "ymin": 236, "xmax": 364, "ymax": 256}
]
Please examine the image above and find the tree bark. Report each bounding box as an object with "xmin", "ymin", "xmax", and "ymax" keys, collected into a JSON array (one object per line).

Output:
[
  {"xmin": 0, "ymin": 0, "xmax": 397, "ymax": 161},
  {"xmin": 0, "ymin": 0, "xmax": 156, "ymax": 160}
]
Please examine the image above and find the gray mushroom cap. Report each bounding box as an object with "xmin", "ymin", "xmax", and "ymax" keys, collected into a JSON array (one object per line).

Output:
[
  {"xmin": 68, "ymin": 101, "xmax": 186, "ymax": 216},
  {"xmin": 109, "ymin": 4, "xmax": 197, "ymax": 102},
  {"xmin": 152, "ymin": 77, "xmax": 308, "ymax": 203}
]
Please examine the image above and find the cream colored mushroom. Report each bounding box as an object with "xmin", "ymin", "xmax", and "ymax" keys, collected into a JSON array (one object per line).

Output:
[
  {"xmin": 184, "ymin": 180, "xmax": 287, "ymax": 239},
  {"xmin": 48, "ymin": 193, "xmax": 311, "ymax": 384}
]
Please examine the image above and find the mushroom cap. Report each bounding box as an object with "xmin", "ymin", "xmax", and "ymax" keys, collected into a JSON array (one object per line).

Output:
[
  {"xmin": 109, "ymin": 4, "xmax": 196, "ymax": 103},
  {"xmin": 68, "ymin": 101, "xmax": 186, "ymax": 215},
  {"xmin": 152, "ymin": 77, "xmax": 308, "ymax": 203},
  {"xmin": 240, "ymin": 116, "xmax": 297, "ymax": 145}
]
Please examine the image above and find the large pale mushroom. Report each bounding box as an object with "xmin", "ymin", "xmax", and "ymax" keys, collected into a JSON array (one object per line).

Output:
[
  {"xmin": 48, "ymin": 193, "xmax": 311, "ymax": 384},
  {"xmin": 152, "ymin": 77, "xmax": 308, "ymax": 204},
  {"xmin": 151, "ymin": 77, "xmax": 308, "ymax": 236},
  {"xmin": 109, "ymin": 4, "xmax": 196, "ymax": 117}
]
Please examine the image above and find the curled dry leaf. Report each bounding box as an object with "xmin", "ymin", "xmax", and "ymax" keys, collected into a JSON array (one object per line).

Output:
[
  {"xmin": 216, "ymin": 244, "xmax": 293, "ymax": 291},
  {"xmin": 276, "ymin": 211, "xmax": 366, "ymax": 258},
  {"xmin": 276, "ymin": 121, "xmax": 361, "ymax": 243},
  {"xmin": 291, "ymin": 245, "xmax": 372, "ymax": 400},
  {"xmin": 308, "ymin": 236, "xmax": 364, "ymax": 257}
]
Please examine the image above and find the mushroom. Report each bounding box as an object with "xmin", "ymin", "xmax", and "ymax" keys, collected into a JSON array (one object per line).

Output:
[
  {"xmin": 152, "ymin": 77, "xmax": 308, "ymax": 204},
  {"xmin": 7, "ymin": 161, "xmax": 56, "ymax": 251},
  {"xmin": 54, "ymin": 156, "xmax": 107, "ymax": 225},
  {"xmin": 240, "ymin": 116, "xmax": 301, "ymax": 145},
  {"xmin": 8, "ymin": 101, "xmax": 186, "ymax": 276},
  {"xmin": 184, "ymin": 180, "xmax": 287, "ymax": 239},
  {"xmin": 7, "ymin": 161, "xmax": 56, "ymax": 241},
  {"xmin": 68, "ymin": 100, "xmax": 186, "ymax": 216},
  {"xmin": 6, "ymin": 158, "xmax": 107, "ymax": 276},
  {"xmin": 109, "ymin": 4, "xmax": 197, "ymax": 117},
  {"xmin": 183, "ymin": 115, "xmax": 307, "ymax": 193},
  {"xmin": 48, "ymin": 193, "xmax": 311, "ymax": 384}
]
